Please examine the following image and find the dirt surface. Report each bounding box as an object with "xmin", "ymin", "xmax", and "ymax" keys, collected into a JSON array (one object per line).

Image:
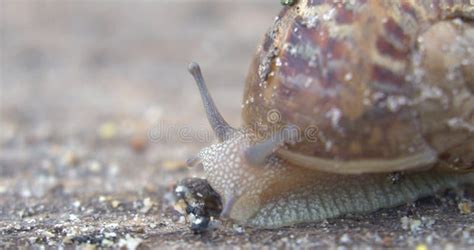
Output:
[{"xmin": 0, "ymin": 1, "xmax": 473, "ymax": 249}]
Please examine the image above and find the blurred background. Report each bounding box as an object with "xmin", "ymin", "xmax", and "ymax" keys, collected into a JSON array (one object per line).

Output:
[{"xmin": 1, "ymin": 1, "xmax": 278, "ymax": 196}]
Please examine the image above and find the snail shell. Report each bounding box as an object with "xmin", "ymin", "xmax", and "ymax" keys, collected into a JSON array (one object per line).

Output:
[
  {"xmin": 244, "ymin": 0, "xmax": 474, "ymax": 173},
  {"xmin": 188, "ymin": 0, "xmax": 474, "ymax": 228}
]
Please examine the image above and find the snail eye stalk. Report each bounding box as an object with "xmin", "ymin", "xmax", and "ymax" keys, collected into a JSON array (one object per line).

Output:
[{"xmin": 188, "ymin": 62, "xmax": 234, "ymax": 142}]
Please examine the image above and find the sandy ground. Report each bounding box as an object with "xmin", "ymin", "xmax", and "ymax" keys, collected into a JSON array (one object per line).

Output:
[{"xmin": 0, "ymin": 1, "xmax": 473, "ymax": 249}]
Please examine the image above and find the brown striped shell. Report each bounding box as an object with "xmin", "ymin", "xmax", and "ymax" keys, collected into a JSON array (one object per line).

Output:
[{"xmin": 242, "ymin": 0, "xmax": 474, "ymax": 174}]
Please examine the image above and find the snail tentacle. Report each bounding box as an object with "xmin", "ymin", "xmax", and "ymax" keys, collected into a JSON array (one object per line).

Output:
[
  {"xmin": 220, "ymin": 194, "xmax": 237, "ymax": 218},
  {"xmin": 244, "ymin": 125, "xmax": 299, "ymax": 166},
  {"xmin": 186, "ymin": 155, "xmax": 202, "ymax": 168},
  {"xmin": 188, "ymin": 62, "xmax": 234, "ymax": 142}
]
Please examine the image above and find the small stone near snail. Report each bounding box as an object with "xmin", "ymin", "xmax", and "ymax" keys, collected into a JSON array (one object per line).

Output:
[{"xmin": 173, "ymin": 178, "xmax": 222, "ymax": 233}]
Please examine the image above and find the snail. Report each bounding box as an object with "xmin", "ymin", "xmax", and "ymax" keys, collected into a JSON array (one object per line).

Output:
[{"xmin": 186, "ymin": 0, "xmax": 474, "ymax": 228}]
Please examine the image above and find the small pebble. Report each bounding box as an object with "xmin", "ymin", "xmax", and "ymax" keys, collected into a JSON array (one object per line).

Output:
[
  {"xmin": 106, "ymin": 223, "xmax": 119, "ymax": 229},
  {"xmin": 233, "ymin": 224, "xmax": 245, "ymax": 234},
  {"xmin": 425, "ymin": 234, "xmax": 433, "ymax": 244},
  {"xmin": 177, "ymin": 216, "xmax": 186, "ymax": 224},
  {"xmin": 0, "ymin": 185, "xmax": 7, "ymax": 194},
  {"xmin": 340, "ymin": 233, "xmax": 351, "ymax": 244},
  {"xmin": 99, "ymin": 122, "xmax": 118, "ymax": 139},
  {"xmin": 129, "ymin": 136, "xmax": 147, "ymax": 152},
  {"xmin": 445, "ymin": 243, "xmax": 455, "ymax": 250},
  {"xmin": 81, "ymin": 244, "xmax": 97, "ymax": 250},
  {"xmin": 111, "ymin": 200, "xmax": 121, "ymax": 208},
  {"xmin": 61, "ymin": 150, "xmax": 79, "ymax": 166},
  {"xmin": 104, "ymin": 232, "xmax": 117, "ymax": 238},
  {"xmin": 99, "ymin": 196, "xmax": 110, "ymax": 202},
  {"xmin": 88, "ymin": 161, "xmax": 102, "ymax": 173},
  {"xmin": 69, "ymin": 214, "xmax": 79, "ymax": 222},
  {"xmin": 458, "ymin": 201, "xmax": 472, "ymax": 214},
  {"xmin": 29, "ymin": 237, "xmax": 38, "ymax": 244},
  {"xmin": 410, "ymin": 220, "xmax": 422, "ymax": 232},
  {"xmin": 140, "ymin": 197, "xmax": 154, "ymax": 214},
  {"xmin": 162, "ymin": 160, "xmax": 186, "ymax": 171},
  {"xmin": 118, "ymin": 234, "xmax": 142, "ymax": 250},
  {"xmin": 344, "ymin": 72, "xmax": 352, "ymax": 81},
  {"xmin": 463, "ymin": 230, "xmax": 470, "ymax": 240},
  {"xmin": 42, "ymin": 231, "xmax": 55, "ymax": 238},
  {"xmin": 101, "ymin": 239, "xmax": 114, "ymax": 247},
  {"xmin": 72, "ymin": 201, "xmax": 81, "ymax": 208},
  {"xmin": 416, "ymin": 243, "xmax": 428, "ymax": 250},
  {"xmin": 173, "ymin": 199, "xmax": 187, "ymax": 215},
  {"xmin": 401, "ymin": 216, "xmax": 430, "ymax": 232}
]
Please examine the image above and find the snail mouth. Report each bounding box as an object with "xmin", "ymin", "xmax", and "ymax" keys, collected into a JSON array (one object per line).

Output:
[{"xmin": 277, "ymin": 147, "xmax": 438, "ymax": 174}]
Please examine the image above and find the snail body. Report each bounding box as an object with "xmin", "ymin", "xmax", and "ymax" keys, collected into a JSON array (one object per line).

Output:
[{"xmin": 188, "ymin": 0, "xmax": 474, "ymax": 228}]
